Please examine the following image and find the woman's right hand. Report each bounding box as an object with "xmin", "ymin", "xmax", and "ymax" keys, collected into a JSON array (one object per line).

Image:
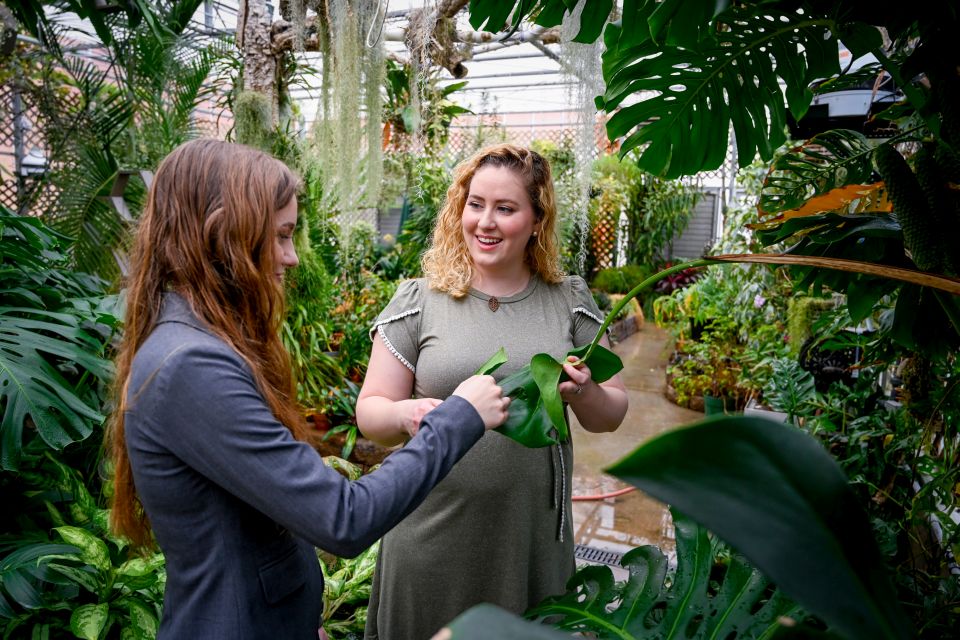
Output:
[{"xmin": 452, "ymin": 375, "xmax": 509, "ymax": 430}]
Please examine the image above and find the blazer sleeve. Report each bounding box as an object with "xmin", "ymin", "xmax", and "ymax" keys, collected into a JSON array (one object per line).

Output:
[{"xmin": 128, "ymin": 340, "xmax": 483, "ymax": 557}]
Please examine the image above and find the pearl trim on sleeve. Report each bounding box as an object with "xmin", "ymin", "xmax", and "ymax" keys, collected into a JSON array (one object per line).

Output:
[
  {"xmin": 572, "ymin": 306, "xmax": 604, "ymax": 326},
  {"xmin": 372, "ymin": 308, "xmax": 421, "ymax": 372}
]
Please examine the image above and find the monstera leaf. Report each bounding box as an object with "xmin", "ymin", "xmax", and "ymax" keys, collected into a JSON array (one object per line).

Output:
[
  {"xmin": 445, "ymin": 509, "xmax": 804, "ymax": 639},
  {"xmin": 0, "ymin": 214, "xmax": 118, "ymax": 470},
  {"xmin": 0, "ymin": 308, "xmax": 114, "ymax": 470},
  {"xmin": 446, "ymin": 415, "xmax": 910, "ymax": 639},
  {"xmin": 477, "ymin": 344, "xmax": 624, "ymax": 448},
  {"xmin": 600, "ymin": 5, "xmax": 840, "ymax": 177},
  {"xmin": 466, "ymin": 2, "xmax": 898, "ymax": 180},
  {"xmin": 531, "ymin": 510, "xmax": 804, "ymax": 638}
]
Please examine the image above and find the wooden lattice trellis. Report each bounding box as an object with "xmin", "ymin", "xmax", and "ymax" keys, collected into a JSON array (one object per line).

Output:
[
  {"xmin": 590, "ymin": 206, "xmax": 619, "ymax": 270},
  {"xmin": 0, "ymin": 81, "xmax": 72, "ymax": 215}
]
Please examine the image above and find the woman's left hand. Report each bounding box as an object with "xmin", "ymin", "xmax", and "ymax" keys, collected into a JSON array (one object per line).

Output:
[{"xmin": 559, "ymin": 355, "xmax": 593, "ymax": 403}]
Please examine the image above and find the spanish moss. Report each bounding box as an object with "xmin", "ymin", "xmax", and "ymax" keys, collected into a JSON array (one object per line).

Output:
[{"xmin": 560, "ymin": 5, "xmax": 605, "ymax": 276}]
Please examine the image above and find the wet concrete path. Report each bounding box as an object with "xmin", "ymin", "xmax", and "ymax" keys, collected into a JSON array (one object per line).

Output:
[{"xmin": 570, "ymin": 322, "xmax": 703, "ymax": 571}]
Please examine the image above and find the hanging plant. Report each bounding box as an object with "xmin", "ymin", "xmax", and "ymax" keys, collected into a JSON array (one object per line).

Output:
[{"xmin": 312, "ymin": 0, "xmax": 385, "ymax": 212}]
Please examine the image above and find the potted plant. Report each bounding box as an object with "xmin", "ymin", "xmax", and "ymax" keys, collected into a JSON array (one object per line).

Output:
[{"xmin": 666, "ymin": 331, "xmax": 743, "ymax": 414}]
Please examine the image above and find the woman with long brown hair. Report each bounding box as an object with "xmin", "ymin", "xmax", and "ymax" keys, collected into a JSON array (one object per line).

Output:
[
  {"xmin": 106, "ymin": 138, "xmax": 509, "ymax": 639},
  {"xmin": 357, "ymin": 143, "xmax": 628, "ymax": 639}
]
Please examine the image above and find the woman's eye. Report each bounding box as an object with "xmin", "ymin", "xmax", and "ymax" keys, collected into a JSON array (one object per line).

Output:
[
  {"xmin": 467, "ymin": 201, "xmax": 482, "ymax": 209},
  {"xmin": 498, "ymin": 206, "xmax": 514, "ymax": 214}
]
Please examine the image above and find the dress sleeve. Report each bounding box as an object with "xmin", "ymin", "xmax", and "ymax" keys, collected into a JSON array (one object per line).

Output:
[
  {"xmin": 568, "ymin": 275, "xmax": 606, "ymax": 347},
  {"xmin": 369, "ymin": 279, "xmax": 422, "ymax": 372}
]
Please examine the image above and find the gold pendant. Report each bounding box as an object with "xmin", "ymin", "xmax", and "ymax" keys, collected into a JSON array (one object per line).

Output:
[{"xmin": 488, "ymin": 296, "xmax": 500, "ymax": 312}]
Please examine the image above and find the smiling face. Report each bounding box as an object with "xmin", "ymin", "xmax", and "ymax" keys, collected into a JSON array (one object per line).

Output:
[
  {"xmin": 273, "ymin": 196, "xmax": 299, "ymax": 283},
  {"xmin": 461, "ymin": 165, "xmax": 539, "ymax": 280}
]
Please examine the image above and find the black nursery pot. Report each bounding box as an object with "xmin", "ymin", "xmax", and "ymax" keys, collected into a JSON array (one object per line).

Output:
[{"xmin": 689, "ymin": 317, "xmax": 715, "ymax": 342}]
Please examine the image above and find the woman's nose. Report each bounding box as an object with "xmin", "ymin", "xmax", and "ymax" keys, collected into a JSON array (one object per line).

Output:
[{"xmin": 478, "ymin": 208, "xmax": 496, "ymax": 228}]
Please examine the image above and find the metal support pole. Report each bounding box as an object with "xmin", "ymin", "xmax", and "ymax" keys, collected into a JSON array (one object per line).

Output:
[{"xmin": 11, "ymin": 82, "xmax": 25, "ymax": 213}]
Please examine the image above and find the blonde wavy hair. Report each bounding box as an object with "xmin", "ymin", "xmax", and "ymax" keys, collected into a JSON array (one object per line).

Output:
[{"xmin": 422, "ymin": 143, "xmax": 564, "ymax": 297}]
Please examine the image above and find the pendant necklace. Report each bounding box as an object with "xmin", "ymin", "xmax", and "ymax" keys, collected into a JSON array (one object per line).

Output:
[{"xmin": 485, "ymin": 278, "xmax": 528, "ymax": 312}]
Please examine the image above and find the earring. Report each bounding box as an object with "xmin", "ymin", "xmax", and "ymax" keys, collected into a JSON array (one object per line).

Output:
[{"xmin": 532, "ymin": 231, "xmax": 538, "ymax": 237}]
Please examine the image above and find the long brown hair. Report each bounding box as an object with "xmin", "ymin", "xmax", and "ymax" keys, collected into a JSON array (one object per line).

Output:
[
  {"xmin": 106, "ymin": 139, "xmax": 305, "ymax": 549},
  {"xmin": 421, "ymin": 143, "xmax": 564, "ymax": 297}
]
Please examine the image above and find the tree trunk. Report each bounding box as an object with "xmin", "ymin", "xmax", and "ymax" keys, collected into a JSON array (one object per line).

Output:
[{"xmin": 238, "ymin": 0, "xmax": 278, "ymax": 124}]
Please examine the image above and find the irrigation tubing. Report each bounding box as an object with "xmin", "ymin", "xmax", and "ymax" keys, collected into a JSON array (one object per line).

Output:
[{"xmin": 571, "ymin": 486, "xmax": 636, "ymax": 501}]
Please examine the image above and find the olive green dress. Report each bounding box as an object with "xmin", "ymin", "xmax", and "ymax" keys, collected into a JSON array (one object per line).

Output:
[{"xmin": 363, "ymin": 275, "xmax": 604, "ymax": 640}]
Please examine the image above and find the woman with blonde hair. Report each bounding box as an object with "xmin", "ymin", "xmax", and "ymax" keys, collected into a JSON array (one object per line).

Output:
[
  {"xmin": 358, "ymin": 143, "xmax": 628, "ymax": 639},
  {"xmin": 107, "ymin": 138, "xmax": 509, "ymax": 639}
]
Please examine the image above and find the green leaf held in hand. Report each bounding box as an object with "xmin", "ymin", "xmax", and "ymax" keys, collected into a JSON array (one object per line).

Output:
[
  {"xmin": 474, "ymin": 346, "xmax": 508, "ymax": 376},
  {"xmin": 491, "ymin": 344, "xmax": 623, "ymax": 448}
]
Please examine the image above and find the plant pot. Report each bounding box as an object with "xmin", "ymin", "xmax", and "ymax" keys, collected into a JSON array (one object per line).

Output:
[
  {"xmin": 609, "ymin": 314, "xmax": 638, "ymax": 344},
  {"xmin": 664, "ymin": 371, "xmax": 704, "ymax": 411},
  {"xmin": 703, "ymin": 393, "xmax": 733, "ymax": 416},
  {"xmin": 743, "ymin": 397, "xmax": 789, "ymax": 423}
]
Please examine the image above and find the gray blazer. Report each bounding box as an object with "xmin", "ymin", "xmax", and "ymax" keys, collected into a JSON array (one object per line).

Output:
[{"xmin": 124, "ymin": 293, "xmax": 484, "ymax": 639}]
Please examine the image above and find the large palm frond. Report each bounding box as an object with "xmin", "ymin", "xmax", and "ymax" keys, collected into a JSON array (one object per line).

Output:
[
  {"xmin": 136, "ymin": 43, "xmax": 222, "ymax": 164},
  {"xmin": 33, "ymin": 1, "xmax": 227, "ymax": 279},
  {"xmin": 47, "ymin": 144, "xmax": 132, "ymax": 280}
]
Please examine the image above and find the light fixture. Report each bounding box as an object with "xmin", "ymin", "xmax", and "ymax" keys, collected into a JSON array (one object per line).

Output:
[{"xmin": 19, "ymin": 147, "xmax": 47, "ymax": 176}]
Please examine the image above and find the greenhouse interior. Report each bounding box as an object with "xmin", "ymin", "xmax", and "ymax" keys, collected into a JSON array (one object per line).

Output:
[{"xmin": 1, "ymin": 1, "xmax": 958, "ymax": 638}]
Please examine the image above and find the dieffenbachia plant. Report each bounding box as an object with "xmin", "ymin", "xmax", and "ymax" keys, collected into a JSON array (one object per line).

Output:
[{"xmin": 480, "ymin": 255, "xmax": 960, "ymax": 449}]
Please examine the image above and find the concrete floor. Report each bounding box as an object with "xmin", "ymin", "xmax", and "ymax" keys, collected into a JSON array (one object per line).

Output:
[{"xmin": 570, "ymin": 322, "xmax": 703, "ymax": 574}]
